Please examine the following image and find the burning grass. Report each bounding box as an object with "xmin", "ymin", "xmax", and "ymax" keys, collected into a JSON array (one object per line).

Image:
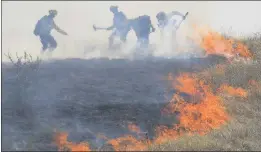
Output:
[
  {"xmin": 54, "ymin": 72, "xmax": 249, "ymax": 151},
  {"xmin": 150, "ymin": 34, "xmax": 261, "ymax": 151},
  {"xmin": 53, "ymin": 29, "xmax": 261, "ymax": 151},
  {"xmin": 190, "ymin": 25, "xmax": 253, "ymax": 60},
  {"xmin": 151, "ymin": 64, "xmax": 261, "ymax": 151},
  {"xmin": 54, "ymin": 131, "xmax": 91, "ymax": 151}
]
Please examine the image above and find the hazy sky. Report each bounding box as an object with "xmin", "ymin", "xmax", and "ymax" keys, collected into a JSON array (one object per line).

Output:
[{"xmin": 2, "ymin": 1, "xmax": 261, "ymax": 59}]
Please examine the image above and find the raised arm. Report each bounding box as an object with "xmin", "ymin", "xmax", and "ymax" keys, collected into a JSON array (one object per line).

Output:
[
  {"xmin": 106, "ymin": 25, "xmax": 114, "ymax": 31},
  {"xmin": 169, "ymin": 11, "xmax": 185, "ymax": 18}
]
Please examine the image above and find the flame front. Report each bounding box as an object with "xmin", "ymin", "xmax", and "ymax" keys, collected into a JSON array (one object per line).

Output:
[
  {"xmin": 162, "ymin": 73, "xmax": 229, "ymax": 135},
  {"xmin": 53, "ymin": 27, "xmax": 251, "ymax": 151},
  {"xmin": 54, "ymin": 71, "xmax": 248, "ymax": 151},
  {"xmin": 217, "ymin": 84, "xmax": 248, "ymax": 98},
  {"xmin": 54, "ymin": 132, "xmax": 91, "ymax": 151},
  {"xmin": 107, "ymin": 135, "xmax": 149, "ymax": 151},
  {"xmin": 191, "ymin": 26, "xmax": 252, "ymax": 60}
]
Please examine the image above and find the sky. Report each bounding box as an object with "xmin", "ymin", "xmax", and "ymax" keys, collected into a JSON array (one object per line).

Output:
[{"xmin": 2, "ymin": 1, "xmax": 261, "ymax": 60}]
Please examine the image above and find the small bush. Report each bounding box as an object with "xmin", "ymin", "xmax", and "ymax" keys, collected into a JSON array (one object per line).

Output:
[{"xmin": 2, "ymin": 52, "xmax": 42, "ymax": 129}]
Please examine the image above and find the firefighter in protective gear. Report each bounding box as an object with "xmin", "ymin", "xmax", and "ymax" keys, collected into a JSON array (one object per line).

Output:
[
  {"xmin": 156, "ymin": 11, "xmax": 186, "ymax": 30},
  {"xmin": 34, "ymin": 9, "xmax": 68, "ymax": 52},
  {"xmin": 129, "ymin": 15, "xmax": 155, "ymax": 49},
  {"xmin": 156, "ymin": 11, "xmax": 187, "ymax": 52},
  {"xmin": 106, "ymin": 6, "xmax": 131, "ymax": 49}
]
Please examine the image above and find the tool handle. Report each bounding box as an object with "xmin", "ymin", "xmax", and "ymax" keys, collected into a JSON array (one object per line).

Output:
[{"xmin": 93, "ymin": 25, "xmax": 97, "ymax": 31}]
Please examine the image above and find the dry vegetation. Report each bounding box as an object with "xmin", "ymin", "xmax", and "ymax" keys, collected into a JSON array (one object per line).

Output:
[
  {"xmin": 2, "ymin": 33, "xmax": 261, "ymax": 151},
  {"xmin": 149, "ymin": 34, "xmax": 261, "ymax": 151},
  {"xmin": 51, "ymin": 31, "xmax": 261, "ymax": 151}
]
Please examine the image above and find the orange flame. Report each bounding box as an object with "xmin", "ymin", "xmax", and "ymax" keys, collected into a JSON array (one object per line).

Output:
[
  {"xmin": 128, "ymin": 123, "xmax": 141, "ymax": 134},
  {"xmin": 153, "ymin": 125, "xmax": 182, "ymax": 145},
  {"xmin": 54, "ymin": 69, "xmax": 248, "ymax": 151},
  {"xmin": 217, "ymin": 84, "xmax": 248, "ymax": 98},
  {"xmin": 162, "ymin": 73, "xmax": 229, "ymax": 135},
  {"xmin": 107, "ymin": 135, "xmax": 149, "ymax": 151},
  {"xmin": 191, "ymin": 26, "xmax": 252, "ymax": 59},
  {"xmin": 54, "ymin": 132, "xmax": 91, "ymax": 151}
]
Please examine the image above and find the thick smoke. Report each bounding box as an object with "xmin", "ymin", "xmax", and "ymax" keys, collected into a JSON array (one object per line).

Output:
[
  {"xmin": 2, "ymin": 2, "xmax": 260, "ymax": 150},
  {"xmin": 3, "ymin": 1, "xmax": 260, "ymax": 61}
]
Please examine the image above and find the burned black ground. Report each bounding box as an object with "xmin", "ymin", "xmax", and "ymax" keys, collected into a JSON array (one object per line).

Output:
[{"xmin": 2, "ymin": 55, "xmax": 226, "ymax": 150}]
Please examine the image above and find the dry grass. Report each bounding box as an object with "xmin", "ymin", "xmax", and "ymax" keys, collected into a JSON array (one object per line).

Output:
[
  {"xmin": 3, "ymin": 34, "xmax": 261, "ymax": 151},
  {"xmin": 150, "ymin": 35, "xmax": 261, "ymax": 151}
]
